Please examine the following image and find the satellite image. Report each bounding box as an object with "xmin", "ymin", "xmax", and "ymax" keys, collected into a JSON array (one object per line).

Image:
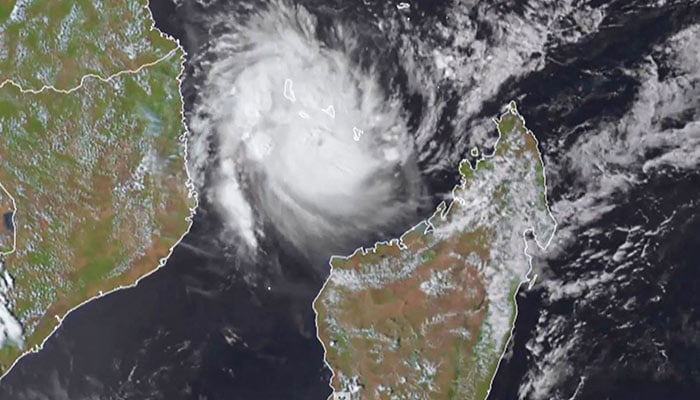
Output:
[{"xmin": 0, "ymin": 0, "xmax": 698, "ymax": 399}]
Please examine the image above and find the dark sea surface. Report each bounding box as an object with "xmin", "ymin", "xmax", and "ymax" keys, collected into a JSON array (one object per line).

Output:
[
  {"xmin": 0, "ymin": 1, "xmax": 698, "ymax": 399},
  {"xmin": 0, "ymin": 209, "xmax": 334, "ymax": 400}
]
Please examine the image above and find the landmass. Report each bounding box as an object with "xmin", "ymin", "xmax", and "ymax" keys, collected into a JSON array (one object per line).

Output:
[
  {"xmin": 314, "ymin": 103, "xmax": 557, "ymax": 400},
  {"xmin": 0, "ymin": 0, "xmax": 175, "ymax": 89},
  {"xmin": 0, "ymin": 1, "xmax": 193, "ymax": 372}
]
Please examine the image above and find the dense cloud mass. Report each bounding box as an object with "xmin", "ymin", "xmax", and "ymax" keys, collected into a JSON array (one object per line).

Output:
[{"xmin": 186, "ymin": 1, "xmax": 431, "ymax": 260}]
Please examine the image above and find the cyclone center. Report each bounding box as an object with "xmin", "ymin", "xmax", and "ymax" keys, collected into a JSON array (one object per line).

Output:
[{"xmin": 195, "ymin": 3, "xmax": 424, "ymax": 255}]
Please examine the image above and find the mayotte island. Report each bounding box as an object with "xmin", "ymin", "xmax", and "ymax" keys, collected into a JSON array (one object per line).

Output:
[{"xmin": 314, "ymin": 102, "xmax": 557, "ymax": 400}]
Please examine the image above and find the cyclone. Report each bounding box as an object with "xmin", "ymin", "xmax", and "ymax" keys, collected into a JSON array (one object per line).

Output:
[{"xmin": 186, "ymin": 1, "xmax": 432, "ymax": 259}]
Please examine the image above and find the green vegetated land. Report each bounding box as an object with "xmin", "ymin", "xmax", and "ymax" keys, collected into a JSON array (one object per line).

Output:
[
  {"xmin": 315, "ymin": 103, "xmax": 556, "ymax": 400},
  {"xmin": 0, "ymin": 0, "xmax": 193, "ymax": 372},
  {"xmin": 0, "ymin": 0, "xmax": 175, "ymax": 89}
]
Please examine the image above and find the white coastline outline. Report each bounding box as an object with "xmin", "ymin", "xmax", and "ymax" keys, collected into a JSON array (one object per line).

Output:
[
  {"xmin": 0, "ymin": 2, "xmax": 199, "ymax": 381},
  {"xmin": 311, "ymin": 101, "xmax": 559, "ymax": 400}
]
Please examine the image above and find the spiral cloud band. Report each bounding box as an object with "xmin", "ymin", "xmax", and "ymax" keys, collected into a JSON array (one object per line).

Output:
[{"xmin": 188, "ymin": 2, "xmax": 425, "ymax": 257}]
